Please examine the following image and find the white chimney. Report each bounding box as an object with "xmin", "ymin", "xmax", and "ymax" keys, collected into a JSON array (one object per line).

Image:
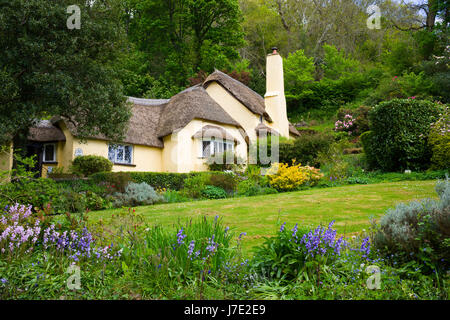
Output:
[{"xmin": 264, "ymin": 47, "xmax": 290, "ymax": 138}]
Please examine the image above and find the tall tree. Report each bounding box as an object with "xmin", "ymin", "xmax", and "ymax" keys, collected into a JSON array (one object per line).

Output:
[
  {"xmin": 0, "ymin": 0, "xmax": 131, "ymax": 145},
  {"xmin": 126, "ymin": 0, "xmax": 245, "ymax": 87}
]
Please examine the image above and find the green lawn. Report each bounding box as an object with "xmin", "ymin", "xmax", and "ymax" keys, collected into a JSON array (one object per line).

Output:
[{"xmin": 89, "ymin": 180, "xmax": 438, "ymax": 254}]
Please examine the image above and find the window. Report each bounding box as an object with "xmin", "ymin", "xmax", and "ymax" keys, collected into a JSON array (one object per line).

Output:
[
  {"xmin": 200, "ymin": 139, "xmax": 233, "ymax": 158},
  {"xmin": 108, "ymin": 144, "xmax": 133, "ymax": 164},
  {"xmin": 43, "ymin": 143, "xmax": 56, "ymax": 162}
]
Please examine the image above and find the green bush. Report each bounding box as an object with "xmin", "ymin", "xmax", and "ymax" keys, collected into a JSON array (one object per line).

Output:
[
  {"xmin": 201, "ymin": 185, "xmax": 227, "ymax": 199},
  {"xmin": 366, "ymin": 99, "xmax": 443, "ymax": 171},
  {"xmin": 181, "ymin": 173, "xmax": 210, "ymax": 199},
  {"xmin": 428, "ymin": 107, "xmax": 450, "ymax": 170},
  {"xmin": 209, "ymin": 172, "xmax": 238, "ymax": 193},
  {"xmin": 360, "ymin": 131, "xmax": 378, "ymax": 170},
  {"xmin": 237, "ymin": 180, "xmax": 260, "ymax": 196},
  {"xmin": 130, "ymin": 172, "xmax": 190, "ymax": 190},
  {"xmin": 251, "ymin": 224, "xmax": 309, "ymax": 280},
  {"xmin": 206, "ymin": 151, "xmax": 244, "ymax": 172},
  {"xmin": 163, "ymin": 190, "xmax": 191, "ymax": 203},
  {"xmin": 336, "ymin": 105, "xmax": 371, "ymax": 135},
  {"xmin": 90, "ymin": 171, "xmax": 132, "ymax": 193},
  {"xmin": 71, "ymin": 155, "xmax": 113, "ymax": 177},
  {"xmin": 373, "ymin": 178, "xmax": 450, "ymax": 272},
  {"xmin": 236, "ymin": 179, "xmax": 277, "ymax": 197},
  {"xmin": 278, "ymin": 132, "xmax": 334, "ymax": 167},
  {"xmin": 0, "ymin": 177, "xmax": 60, "ymax": 210},
  {"xmin": 113, "ymin": 182, "xmax": 165, "ymax": 207},
  {"xmin": 91, "ymin": 171, "xmax": 234, "ymax": 192}
]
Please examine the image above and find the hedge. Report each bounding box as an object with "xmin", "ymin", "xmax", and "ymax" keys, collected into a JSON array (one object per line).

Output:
[
  {"xmin": 90, "ymin": 171, "xmax": 231, "ymax": 191},
  {"xmin": 366, "ymin": 99, "xmax": 443, "ymax": 171}
]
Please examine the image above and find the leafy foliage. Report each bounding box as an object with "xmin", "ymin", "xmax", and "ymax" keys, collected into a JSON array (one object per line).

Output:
[
  {"xmin": 71, "ymin": 156, "xmax": 113, "ymax": 177},
  {"xmin": 113, "ymin": 182, "xmax": 164, "ymax": 207},
  {"xmin": 428, "ymin": 106, "xmax": 450, "ymax": 170},
  {"xmin": 206, "ymin": 151, "xmax": 244, "ymax": 172},
  {"xmin": 267, "ymin": 161, "xmax": 323, "ymax": 191},
  {"xmin": 0, "ymin": 0, "xmax": 131, "ymax": 145},
  {"xmin": 373, "ymin": 178, "xmax": 450, "ymax": 272},
  {"xmin": 365, "ymin": 99, "xmax": 444, "ymax": 171},
  {"xmin": 278, "ymin": 132, "xmax": 334, "ymax": 168},
  {"xmin": 201, "ymin": 185, "xmax": 228, "ymax": 199}
]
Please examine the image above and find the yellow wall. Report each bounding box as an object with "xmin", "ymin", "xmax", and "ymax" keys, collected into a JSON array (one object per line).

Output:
[
  {"xmin": 72, "ymin": 138, "xmax": 163, "ymax": 172},
  {"xmin": 161, "ymin": 119, "xmax": 248, "ymax": 173},
  {"xmin": 205, "ymin": 82, "xmax": 260, "ymax": 143},
  {"xmin": 58, "ymin": 122, "xmax": 75, "ymax": 171},
  {"xmin": 264, "ymin": 53, "xmax": 290, "ymax": 138}
]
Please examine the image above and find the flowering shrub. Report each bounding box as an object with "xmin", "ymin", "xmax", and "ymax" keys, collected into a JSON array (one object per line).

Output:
[
  {"xmin": 251, "ymin": 221, "xmax": 370, "ymax": 281},
  {"xmin": 0, "ymin": 204, "xmax": 39, "ymax": 258},
  {"xmin": 113, "ymin": 182, "xmax": 165, "ymax": 207},
  {"xmin": 302, "ymin": 165, "xmax": 323, "ymax": 186},
  {"xmin": 334, "ymin": 114, "xmax": 356, "ymax": 134},
  {"xmin": 373, "ymin": 178, "xmax": 450, "ymax": 272},
  {"xmin": 336, "ymin": 106, "xmax": 371, "ymax": 135},
  {"xmin": 300, "ymin": 221, "xmax": 346, "ymax": 259},
  {"xmin": 0, "ymin": 203, "xmax": 121, "ymax": 263},
  {"xmin": 267, "ymin": 161, "xmax": 323, "ymax": 191}
]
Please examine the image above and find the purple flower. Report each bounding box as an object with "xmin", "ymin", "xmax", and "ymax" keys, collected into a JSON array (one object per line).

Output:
[
  {"xmin": 206, "ymin": 235, "xmax": 218, "ymax": 255},
  {"xmin": 176, "ymin": 228, "xmax": 187, "ymax": 245},
  {"xmin": 187, "ymin": 240, "xmax": 195, "ymax": 259},
  {"xmin": 291, "ymin": 224, "xmax": 298, "ymax": 238},
  {"xmin": 360, "ymin": 237, "xmax": 371, "ymax": 260}
]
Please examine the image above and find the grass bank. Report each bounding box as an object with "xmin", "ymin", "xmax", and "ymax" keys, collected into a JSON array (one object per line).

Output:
[{"xmin": 88, "ymin": 180, "xmax": 438, "ymax": 253}]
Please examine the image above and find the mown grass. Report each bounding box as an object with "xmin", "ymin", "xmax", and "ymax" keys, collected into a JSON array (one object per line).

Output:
[{"xmin": 88, "ymin": 180, "xmax": 438, "ymax": 255}]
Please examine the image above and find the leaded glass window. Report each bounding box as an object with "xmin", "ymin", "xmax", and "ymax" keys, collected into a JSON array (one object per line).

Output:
[{"xmin": 108, "ymin": 144, "xmax": 133, "ymax": 164}]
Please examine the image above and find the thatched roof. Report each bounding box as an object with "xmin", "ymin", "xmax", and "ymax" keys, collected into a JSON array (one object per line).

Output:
[
  {"xmin": 157, "ymin": 85, "xmax": 241, "ymax": 138},
  {"xmin": 203, "ymin": 70, "xmax": 272, "ymax": 122},
  {"xmin": 122, "ymin": 102, "xmax": 165, "ymax": 148},
  {"xmin": 58, "ymin": 99, "xmax": 167, "ymax": 148},
  {"xmin": 255, "ymin": 123, "xmax": 280, "ymax": 137},
  {"xmin": 47, "ymin": 69, "xmax": 299, "ymax": 148},
  {"xmin": 28, "ymin": 120, "xmax": 66, "ymax": 142},
  {"xmin": 192, "ymin": 125, "xmax": 240, "ymax": 144}
]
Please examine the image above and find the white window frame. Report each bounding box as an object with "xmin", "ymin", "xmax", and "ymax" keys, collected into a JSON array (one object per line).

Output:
[
  {"xmin": 108, "ymin": 144, "xmax": 133, "ymax": 165},
  {"xmin": 198, "ymin": 138, "xmax": 234, "ymax": 158},
  {"xmin": 43, "ymin": 143, "xmax": 56, "ymax": 163}
]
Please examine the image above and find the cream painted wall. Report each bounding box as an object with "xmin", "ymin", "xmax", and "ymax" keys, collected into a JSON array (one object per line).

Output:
[
  {"xmin": 58, "ymin": 122, "xmax": 75, "ymax": 171},
  {"xmin": 161, "ymin": 119, "xmax": 247, "ymax": 173},
  {"xmin": 72, "ymin": 138, "xmax": 163, "ymax": 172},
  {"xmin": 264, "ymin": 53, "xmax": 290, "ymax": 138},
  {"xmin": 205, "ymin": 82, "xmax": 261, "ymax": 143}
]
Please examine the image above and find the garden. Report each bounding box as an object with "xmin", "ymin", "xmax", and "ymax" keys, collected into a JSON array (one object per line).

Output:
[{"xmin": 0, "ymin": 98, "xmax": 449, "ymax": 300}]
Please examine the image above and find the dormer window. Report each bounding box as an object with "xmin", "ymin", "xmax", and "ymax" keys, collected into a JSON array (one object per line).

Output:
[{"xmin": 200, "ymin": 139, "xmax": 234, "ymax": 158}]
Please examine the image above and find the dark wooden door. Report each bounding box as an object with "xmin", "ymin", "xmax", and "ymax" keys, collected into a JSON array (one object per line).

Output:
[{"xmin": 25, "ymin": 143, "xmax": 43, "ymax": 178}]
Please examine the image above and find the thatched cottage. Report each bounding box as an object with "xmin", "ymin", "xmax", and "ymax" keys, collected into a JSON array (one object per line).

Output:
[{"xmin": 0, "ymin": 49, "xmax": 299, "ymax": 176}]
